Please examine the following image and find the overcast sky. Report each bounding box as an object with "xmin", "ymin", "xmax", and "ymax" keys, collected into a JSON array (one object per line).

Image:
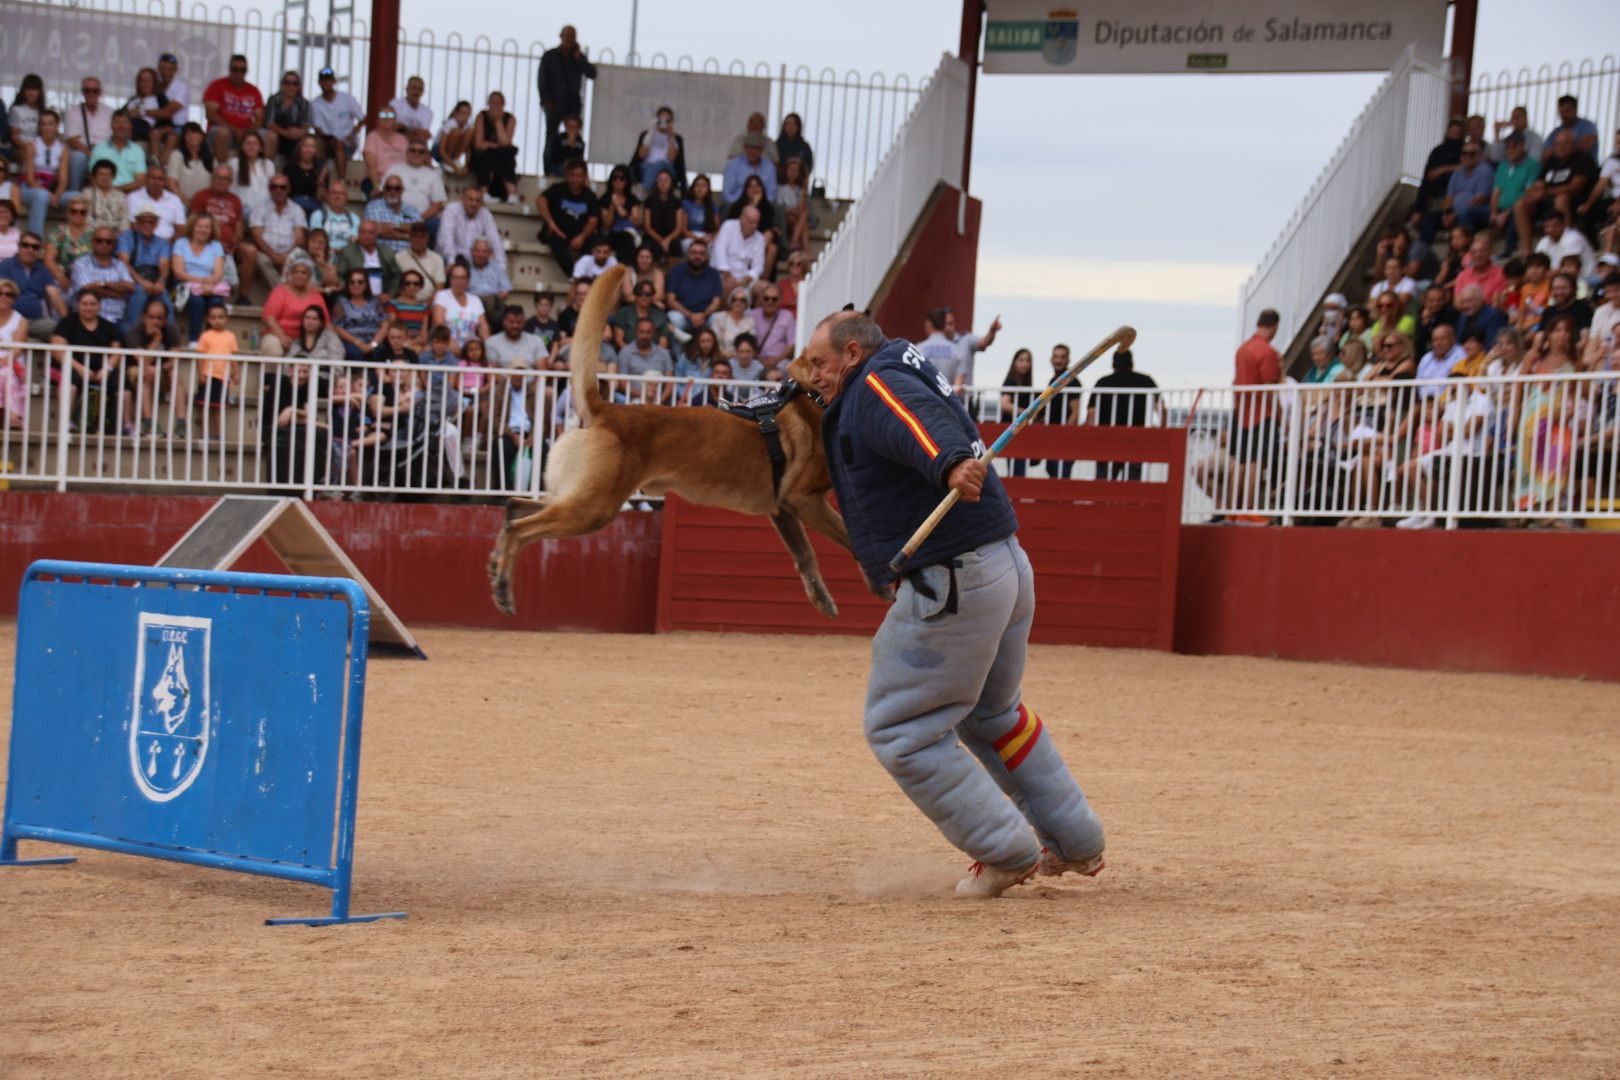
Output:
[{"xmin": 318, "ymin": 0, "xmax": 1617, "ymax": 384}]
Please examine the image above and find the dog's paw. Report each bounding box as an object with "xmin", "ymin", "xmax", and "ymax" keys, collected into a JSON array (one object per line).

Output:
[
  {"xmin": 810, "ymin": 586, "xmax": 839, "ymax": 619},
  {"xmin": 491, "ymin": 577, "xmax": 516, "ymax": 616}
]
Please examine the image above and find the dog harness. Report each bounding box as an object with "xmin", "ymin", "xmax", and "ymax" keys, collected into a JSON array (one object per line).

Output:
[{"xmin": 719, "ymin": 380, "xmax": 812, "ymax": 499}]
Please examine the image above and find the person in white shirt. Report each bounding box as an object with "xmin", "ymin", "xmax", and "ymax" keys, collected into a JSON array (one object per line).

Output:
[
  {"xmin": 1583, "ymin": 271, "xmax": 1620, "ymax": 369},
  {"xmin": 389, "ymin": 77, "xmax": 435, "ymax": 143},
  {"xmin": 384, "ymin": 138, "xmax": 447, "ymax": 241},
  {"xmin": 1534, "ymin": 209, "xmax": 1596, "ymax": 279},
  {"xmin": 711, "ymin": 206, "xmax": 766, "ymax": 293},
  {"xmin": 1414, "ymin": 322, "xmax": 1465, "ymax": 398},
  {"xmin": 153, "ymin": 53, "xmax": 191, "ymax": 155},
  {"xmin": 308, "ymin": 180, "xmax": 361, "ymax": 250},
  {"xmin": 1395, "ymin": 349, "xmax": 1496, "ymax": 529},
  {"xmin": 435, "ymin": 185, "xmax": 506, "ymax": 268},
  {"xmin": 917, "ymin": 307, "xmax": 1001, "ymax": 392},
  {"xmin": 309, "ymin": 68, "xmax": 365, "ymax": 164},
  {"xmin": 126, "ymin": 164, "xmax": 188, "ymax": 240},
  {"xmin": 63, "ymin": 78, "xmax": 116, "ymax": 193},
  {"xmin": 572, "ymin": 235, "xmax": 618, "ymax": 281},
  {"xmin": 1367, "ymin": 254, "xmax": 1418, "ymax": 304}
]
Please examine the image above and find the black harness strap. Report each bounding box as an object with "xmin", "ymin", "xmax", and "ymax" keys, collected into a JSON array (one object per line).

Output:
[{"xmin": 720, "ymin": 380, "xmax": 806, "ymax": 499}]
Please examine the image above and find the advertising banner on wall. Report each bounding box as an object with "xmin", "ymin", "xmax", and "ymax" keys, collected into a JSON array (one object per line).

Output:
[
  {"xmin": 984, "ymin": 0, "xmax": 1445, "ymax": 75},
  {"xmin": 0, "ymin": 1, "xmax": 236, "ymax": 100},
  {"xmin": 590, "ymin": 65, "xmax": 772, "ymax": 175}
]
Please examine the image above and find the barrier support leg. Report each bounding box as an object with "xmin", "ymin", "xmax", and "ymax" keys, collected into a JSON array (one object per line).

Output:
[
  {"xmin": 264, "ymin": 868, "xmax": 406, "ymax": 927},
  {"xmin": 0, "ymin": 834, "xmax": 78, "ymax": 867}
]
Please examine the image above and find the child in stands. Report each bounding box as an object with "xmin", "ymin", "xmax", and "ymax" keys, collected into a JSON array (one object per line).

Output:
[{"xmin": 193, "ymin": 303, "xmax": 237, "ymax": 434}]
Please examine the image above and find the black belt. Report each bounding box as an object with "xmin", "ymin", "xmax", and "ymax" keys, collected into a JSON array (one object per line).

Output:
[{"xmin": 905, "ymin": 558, "xmax": 961, "ymax": 615}]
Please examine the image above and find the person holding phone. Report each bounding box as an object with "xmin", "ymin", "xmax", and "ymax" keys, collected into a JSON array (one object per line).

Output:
[{"xmin": 628, "ymin": 105, "xmax": 688, "ymax": 196}]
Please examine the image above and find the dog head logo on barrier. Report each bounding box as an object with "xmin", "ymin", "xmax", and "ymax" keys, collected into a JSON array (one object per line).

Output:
[
  {"xmin": 128, "ymin": 613, "xmax": 212, "ymax": 802},
  {"xmin": 1043, "ymin": 9, "xmax": 1079, "ymax": 67}
]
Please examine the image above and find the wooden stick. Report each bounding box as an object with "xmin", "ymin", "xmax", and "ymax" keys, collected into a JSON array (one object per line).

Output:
[{"xmin": 887, "ymin": 325, "xmax": 1136, "ymax": 575}]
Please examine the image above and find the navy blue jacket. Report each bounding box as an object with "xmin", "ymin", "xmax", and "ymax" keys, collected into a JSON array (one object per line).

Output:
[{"xmin": 822, "ymin": 338, "xmax": 1017, "ymax": 586}]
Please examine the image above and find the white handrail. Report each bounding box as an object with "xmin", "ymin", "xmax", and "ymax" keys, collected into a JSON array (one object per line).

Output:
[
  {"xmin": 1237, "ymin": 45, "xmax": 1450, "ymax": 351},
  {"xmin": 796, "ymin": 54, "xmax": 970, "ymax": 350}
]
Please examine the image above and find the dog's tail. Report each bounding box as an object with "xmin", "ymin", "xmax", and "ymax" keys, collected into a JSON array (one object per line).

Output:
[{"xmin": 570, "ymin": 265, "xmax": 626, "ymax": 424}]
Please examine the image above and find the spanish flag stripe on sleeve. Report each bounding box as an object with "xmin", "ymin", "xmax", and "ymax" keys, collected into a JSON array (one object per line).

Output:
[{"xmin": 865, "ymin": 373, "xmax": 940, "ymax": 459}]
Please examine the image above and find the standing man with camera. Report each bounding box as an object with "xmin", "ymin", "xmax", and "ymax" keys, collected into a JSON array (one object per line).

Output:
[{"xmin": 539, "ymin": 26, "xmax": 597, "ymax": 179}]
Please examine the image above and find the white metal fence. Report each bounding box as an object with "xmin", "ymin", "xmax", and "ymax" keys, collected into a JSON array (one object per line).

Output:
[
  {"xmin": 1468, "ymin": 56, "xmax": 1620, "ymax": 160},
  {"xmin": 1237, "ymin": 46, "xmax": 1451, "ymax": 352},
  {"xmin": 3, "ymin": 0, "xmax": 924, "ymax": 199},
  {"xmin": 796, "ymin": 53, "xmax": 970, "ymax": 349},
  {"xmin": 6, "ymin": 341, "xmax": 1616, "ymax": 530}
]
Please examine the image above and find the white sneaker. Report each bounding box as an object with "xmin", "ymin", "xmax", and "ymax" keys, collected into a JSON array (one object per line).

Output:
[
  {"xmin": 1395, "ymin": 514, "xmax": 1436, "ymax": 529},
  {"xmin": 954, "ymin": 859, "xmax": 1037, "ymax": 899},
  {"xmin": 505, "ymin": 194, "xmax": 523, "ymax": 206},
  {"xmin": 1036, "ymin": 847, "xmax": 1106, "ymax": 879}
]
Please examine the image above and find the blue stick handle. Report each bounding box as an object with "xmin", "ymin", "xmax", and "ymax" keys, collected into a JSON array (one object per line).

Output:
[{"xmin": 886, "ymin": 325, "xmax": 1136, "ymax": 574}]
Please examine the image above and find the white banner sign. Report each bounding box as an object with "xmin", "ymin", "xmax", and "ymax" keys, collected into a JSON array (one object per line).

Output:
[
  {"xmin": 0, "ymin": 1, "xmax": 235, "ymax": 103},
  {"xmin": 589, "ymin": 65, "xmax": 771, "ymax": 177},
  {"xmin": 984, "ymin": 0, "xmax": 1445, "ymax": 75}
]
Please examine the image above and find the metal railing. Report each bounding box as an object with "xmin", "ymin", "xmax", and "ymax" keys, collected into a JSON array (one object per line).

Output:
[
  {"xmin": 1, "ymin": 0, "xmax": 923, "ymax": 199},
  {"xmin": 796, "ymin": 53, "xmax": 970, "ymax": 349},
  {"xmin": 1237, "ymin": 46, "xmax": 1451, "ymax": 352},
  {"xmin": 1469, "ymin": 56, "xmax": 1620, "ymax": 159}
]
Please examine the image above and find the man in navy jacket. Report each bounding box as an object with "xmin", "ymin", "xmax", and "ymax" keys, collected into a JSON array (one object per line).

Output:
[{"xmin": 803, "ymin": 311, "xmax": 1106, "ymax": 898}]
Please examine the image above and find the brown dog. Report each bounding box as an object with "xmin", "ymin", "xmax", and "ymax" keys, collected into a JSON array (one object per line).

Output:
[{"xmin": 488, "ymin": 266, "xmax": 852, "ymax": 616}]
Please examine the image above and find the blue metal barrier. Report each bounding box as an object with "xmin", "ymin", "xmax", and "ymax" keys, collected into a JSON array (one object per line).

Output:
[{"xmin": 1, "ymin": 561, "xmax": 405, "ymax": 927}]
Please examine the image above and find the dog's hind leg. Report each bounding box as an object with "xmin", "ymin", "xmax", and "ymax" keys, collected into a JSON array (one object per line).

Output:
[
  {"xmin": 770, "ymin": 512, "xmax": 839, "ymax": 618},
  {"xmin": 791, "ymin": 493, "xmax": 853, "ymax": 553},
  {"xmin": 489, "ymin": 494, "xmax": 625, "ymax": 616}
]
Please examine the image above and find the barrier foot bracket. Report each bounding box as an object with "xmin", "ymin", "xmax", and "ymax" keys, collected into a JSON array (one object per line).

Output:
[
  {"xmin": 265, "ymin": 911, "xmax": 407, "ymax": 927},
  {"xmin": 0, "ymin": 856, "xmax": 78, "ymax": 867}
]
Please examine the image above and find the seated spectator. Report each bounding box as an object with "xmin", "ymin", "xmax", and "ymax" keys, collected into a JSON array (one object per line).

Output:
[
  {"xmin": 1514, "ymin": 252, "xmax": 1553, "ymax": 332},
  {"xmin": 1338, "ymin": 304, "xmax": 1372, "ymax": 353},
  {"xmin": 249, "ymin": 174, "xmax": 307, "ymax": 288},
  {"xmin": 713, "ymin": 288, "xmax": 756, "ymax": 357},
  {"xmin": 1453, "ymin": 232, "xmax": 1509, "ymax": 304},
  {"xmin": 629, "ymin": 106, "xmax": 687, "ymax": 194},
  {"xmin": 310, "ymin": 67, "xmax": 365, "ymax": 165},
  {"xmin": 641, "ymin": 169, "xmax": 685, "ymax": 261},
  {"xmin": 1368, "ymin": 292, "xmax": 1414, "ymax": 344},
  {"xmin": 1301, "ymin": 336, "xmax": 1343, "ymax": 384},
  {"xmin": 169, "ymin": 212, "xmax": 229, "ymax": 338},
  {"xmin": 748, "ymin": 283, "xmax": 795, "ymax": 368},
  {"xmin": 1490, "ymin": 131, "xmax": 1538, "ymax": 251},
  {"xmin": 620, "ymin": 245, "xmax": 664, "ymax": 307},
  {"xmin": 1584, "ymin": 270, "xmax": 1620, "ymax": 369},
  {"xmin": 1411, "ymin": 284, "xmax": 1457, "ymax": 358},
  {"xmin": 1514, "ymin": 129, "xmax": 1597, "ymax": 256},
  {"xmin": 387, "ymin": 138, "xmax": 447, "ymax": 242},
  {"xmin": 1534, "ymin": 209, "xmax": 1596, "ymax": 278},
  {"xmin": 118, "ymin": 207, "xmax": 172, "ymax": 328},
  {"xmin": 572, "ymin": 234, "xmax": 618, "ymax": 281},
  {"xmin": 1490, "ymin": 105, "xmax": 1542, "ymax": 163},
  {"xmin": 470, "ymin": 91, "xmax": 520, "ymax": 204},
  {"xmin": 662, "ymin": 241, "xmax": 723, "ymax": 344},
  {"xmin": 202, "ymin": 55, "xmax": 265, "ymax": 162},
  {"xmin": 537, "ymin": 159, "xmax": 599, "ymax": 269},
  {"xmin": 264, "ymin": 70, "xmax": 311, "ymax": 163},
  {"xmin": 555, "ymin": 277, "xmax": 589, "ymax": 340},
  {"xmin": 1450, "ymin": 325, "xmax": 1504, "ymax": 378},
  {"xmin": 259, "ymin": 259, "xmax": 329, "ymax": 356},
  {"xmin": 283, "ymin": 135, "xmax": 329, "ymax": 215},
  {"xmin": 121, "ymin": 296, "xmax": 182, "ymax": 434},
  {"xmin": 1410, "ymin": 117, "xmax": 1464, "ymax": 229},
  {"xmin": 433, "ymin": 100, "xmax": 474, "ymax": 176},
  {"xmin": 1431, "ymin": 224, "xmax": 1473, "ymax": 296},
  {"xmin": 1552, "ymin": 94, "xmax": 1600, "ymax": 158},
  {"xmin": 334, "ymin": 219, "xmax": 400, "ymax": 299},
  {"xmin": 396, "ymin": 222, "xmax": 446, "ymax": 295},
  {"xmin": 729, "ymin": 333, "xmax": 764, "ymax": 382},
  {"xmin": 431, "ymin": 261, "xmax": 489, "ymax": 351},
  {"xmin": 127, "ymin": 165, "xmax": 187, "ymax": 240},
  {"xmin": 1415, "ymin": 322, "xmax": 1464, "ymax": 395},
  {"xmin": 1577, "ymin": 127, "xmax": 1620, "ymax": 232},
  {"xmin": 681, "ymin": 174, "xmax": 720, "ymax": 247},
  {"xmin": 727, "ymin": 113, "xmax": 779, "ymax": 165},
  {"xmin": 330, "ymin": 269, "xmax": 388, "ymax": 361},
  {"xmin": 543, "ymin": 114, "xmax": 585, "ymax": 179},
  {"xmin": 686, "ymin": 357, "xmax": 732, "ymax": 408},
  {"xmin": 263, "ymin": 327, "xmax": 334, "ymax": 488},
  {"xmin": 70, "ymin": 225, "xmax": 135, "ymax": 327},
  {"xmin": 287, "ymin": 225, "xmax": 339, "ymax": 291},
  {"xmin": 154, "ymin": 53, "xmax": 192, "ymax": 156},
  {"xmin": 364, "ymin": 108, "xmax": 409, "ymax": 196},
  {"xmin": 1542, "ymin": 270, "xmax": 1593, "ymax": 335},
  {"xmin": 486, "ymin": 304, "xmax": 547, "ymax": 370},
  {"xmin": 436, "ymin": 184, "xmax": 505, "ymax": 268},
  {"xmin": 779, "ymin": 250, "xmax": 807, "ymax": 313},
  {"xmin": 778, "ymin": 157, "xmax": 811, "ymax": 253},
  {"xmin": 188, "ymin": 164, "xmax": 256, "ymax": 298},
  {"xmin": 390, "ymin": 76, "xmax": 435, "ymax": 143},
  {"xmin": 711, "ymin": 207, "xmax": 768, "ymax": 293},
  {"xmin": 384, "ymin": 271, "xmax": 431, "ymax": 349},
  {"xmin": 722, "ymin": 134, "xmax": 777, "ymax": 206},
  {"xmin": 1422, "ymin": 138, "xmax": 1492, "ymax": 242},
  {"xmin": 20, "ymin": 112, "xmax": 68, "ymax": 237},
  {"xmin": 468, "ymin": 238, "xmax": 511, "ymax": 318},
  {"xmin": 85, "ymin": 160, "xmax": 130, "ymax": 233},
  {"xmin": 1367, "ymin": 255, "xmax": 1416, "ymax": 305},
  {"xmin": 0, "ymin": 203, "xmax": 17, "ymax": 259},
  {"xmin": 614, "ymin": 315, "xmax": 674, "ymax": 403},
  {"xmin": 523, "ymin": 290, "xmax": 559, "ymax": 347},
  {"xmin": 677, "ymin": 325, "xmax": 722, "ymax": 381},
  {"xmin": 611, "ymin": 278, "xmax": 670, "ymax": 348},
  {"xmin": 50, "ymin": 291, "xmax": 123, "ymax": 431},
  {"xmin": 1393, "ymin": 360, "xmax": 1495, "ymax": 530},
  {"xmin": 776, "ymin": 113, "xmax": 814, "ymax": 182},
  {"xmin": 63, "ymin": 78, "xmax": 116, "ymax": 193},
  {"xmin": 599, "ymin": 165, "xmax": 643, "ymax": 264},
  {"xmin": 364, "ymin": 178, "xmax": 422, "ymax": 252},
  {"xmin": 727, "ymin": 174, "xmax": 779, "ymax": 257},
  {"xmin": 1453, "ymin": 282, "xmax": 1507, "ymax": 349},
  {"xmin": 286, "ymin": 302, "xmax": 344, "ymax": 360},
  {"xmin": 228, "ymin": 130, "xmax": 274, "ymax": 214},
  {"xmin": 309, "ymin": 180, "xmax": 361, "ymax": 250}
]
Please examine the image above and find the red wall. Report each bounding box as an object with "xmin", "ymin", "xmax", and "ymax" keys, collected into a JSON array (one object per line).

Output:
[
  {"xmin": 0, "ymin": 492, "xmax": 660, "ymax": 633},
  {"xmin": 873, "ymin": 184, "xmax": 982, "ymax": 339},
  {"xmin": 1176, "ymin": 525, "xmax": 1620, "ymax": 681}
]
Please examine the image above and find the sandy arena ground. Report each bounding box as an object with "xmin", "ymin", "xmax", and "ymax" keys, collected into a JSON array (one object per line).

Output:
[{"xmin": 1, "ymin": 624, "xmax": 1617, "ymax": 1078}]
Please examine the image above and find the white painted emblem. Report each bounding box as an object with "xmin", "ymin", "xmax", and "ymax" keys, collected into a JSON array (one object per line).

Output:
[{"xmin": 129, "ymin": 613, "xmax": 212, "ymax": 802}]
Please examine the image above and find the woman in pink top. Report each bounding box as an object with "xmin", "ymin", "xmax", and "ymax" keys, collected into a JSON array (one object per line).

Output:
[{"xmin": 259, "ymin": 260, "xmax": 330, "ymax": 356}]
